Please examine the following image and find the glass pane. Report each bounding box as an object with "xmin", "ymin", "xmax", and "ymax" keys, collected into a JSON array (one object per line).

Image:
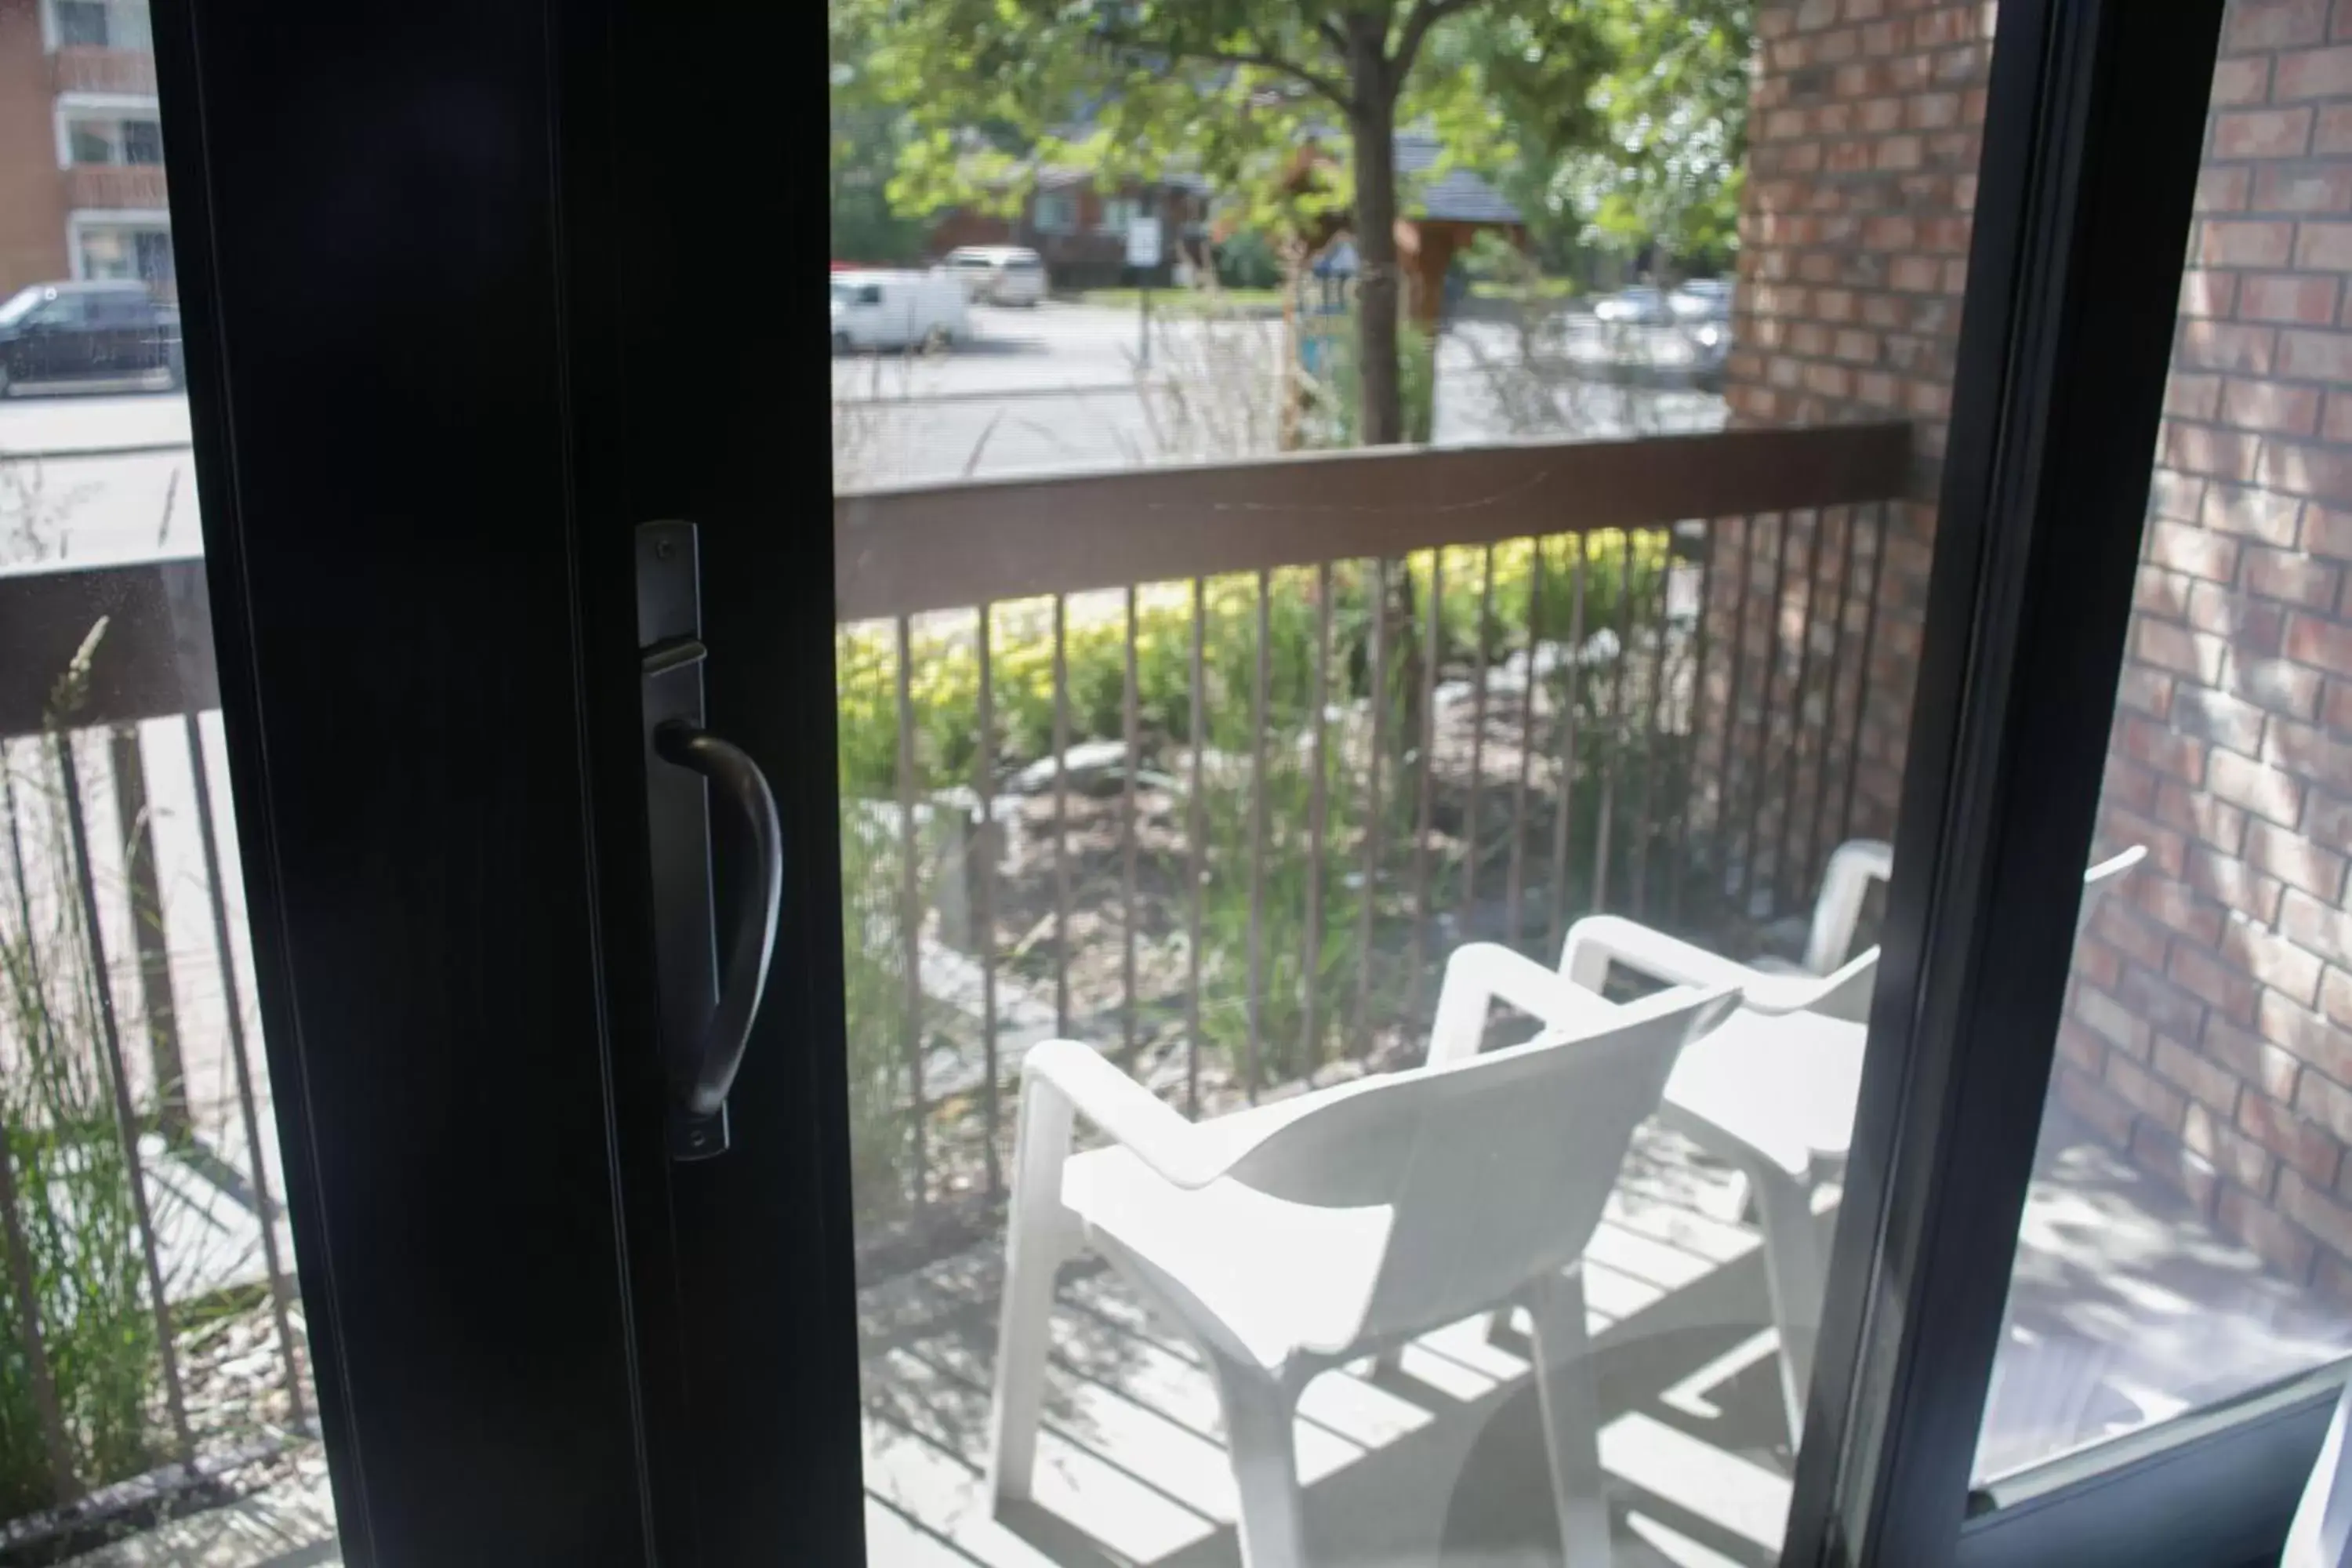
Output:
[
  {"xmin": 0, "ymin": 17, "xmax": 337, "ymax": 1568},
  {"xmin": 1978, "ymin": 2, "xmax": 2352, "ymax": 1490},
  {"xmin": 831, "ymin": 2, "xmax": 2004, "ymax": 1562}
]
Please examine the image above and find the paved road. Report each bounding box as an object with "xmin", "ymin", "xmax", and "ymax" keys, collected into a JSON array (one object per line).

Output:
[
  {"xmin": 0, "ymin": 300, "xmax": 1727, "ymax": 564},
  {"xmin": 0, "ymin": 389, "xmax": 198, "ymax": 569}
]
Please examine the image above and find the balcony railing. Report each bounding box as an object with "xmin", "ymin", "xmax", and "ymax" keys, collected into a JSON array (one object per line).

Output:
[
  {"xmin": 64, "ymin": 163, "xmax": 169, "ymax": 212},
  {"xmin": 0, "ymin": 421, "xmax": 1908, "ymax": 1537},
  {"xmin": 50, "ymin": 45, "xmax": 157, "ymax": 96},
  {"xmin": 833, "ymin": 420, "xmax": 1911, "ymax": 1237}
]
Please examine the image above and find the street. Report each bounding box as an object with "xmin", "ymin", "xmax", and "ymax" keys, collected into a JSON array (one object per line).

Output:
[{"xmin": 0, "ymin": 300, "xmax": 1724, "ymax": 568}]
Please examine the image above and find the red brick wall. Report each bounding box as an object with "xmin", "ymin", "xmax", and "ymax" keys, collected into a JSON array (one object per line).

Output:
[
  {"xmin": 0, "ymin": 0, "xmax": 70, "ymax": 296},
  {"xmin": 1708, "ymin": 0, "xmax": 1991, "ymax": 913},
  {"xmin": 1726, "ymin": 0, "xmax": 2352, "ymax": 1295},
  {"xmin": 2054, "ymin": 0, "xmax": 2352, "ymax": 1297}
]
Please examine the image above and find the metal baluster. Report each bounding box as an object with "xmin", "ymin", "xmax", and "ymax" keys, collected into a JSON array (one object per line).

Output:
[
  {"xmin": 1594, "ymin": 534, "xmax": 1634, "ymax": 913},
  {"xmin": 1461, "ymin": 546, "xmax": 1494, "ymax": 931},
  {"xmin": 1807, "ymin": 508, "xmax": 1866, "ymax": 906},
  {"xmin": 182, "ymin": 715, "xmax": 305, "ymax": 1425},
  {"xmin": 1404, "ymin": 550, "xmax": 1444, "ymax": 1022},
  {"xmin": 1053, "ymin": 596, "xmax": 1071, "ymax": 1037},
  {"xmin": 55, "ymin": 735, "xmax": 192, "ymax": 1461},
  {"xmin": 1122, "ymin": 586, "xmax": 1140, "ymax": 1063},
  {"xmin": 1712, "ymin": 517, "xmax": 1756, "ymax": 912},
  {"xmin": 1632, "ymin": 535, "xmax": 1671, "ymax": 920},
  {"xmin": 1740, "ymin": 514, "xmax": 1795, "ymax": 916},
  {"xmin": 1354, "ymin": 559, "xmax": 1388, "ymax": 1058},
  {"xmin": 895, "ymin": 617, "xmax": 926, "ymax": 1208},
  {"xmin": 1246, "ymin": 570, "xmax": 1272, "ymax": 1100},
  {"xmin": 1545, "ymin": 542, "xmax": 1588, "ymax": 959},
  {"xmin": 1506, "ymin": 537, "xmax": 1543, "ymax": 949},
  {"xmin": 1304, "ymin": 563, "xmax": 1331, "ymax": 1069},
  {"xmin": 1674, "ymin": 526, "xmax": 1717, "ymax": 928},
  {"xmin": 1186, "ymin": 579, "xmax": 1207, "ymax": 1115},
  {"xmin": 1838, "ymin": 503, "xmax": 1890, "ymax": 848},
  {"xmin": 975, "ymin": 607, "xmax": 1000, "ymax": 1196},
  {"xmin": 107, "ymin": 727, "xmax": 187, "ymax": 1142},
  {"xmin": 1775, "ymin": 510, "xmax": 1831, "ymax": 911}
]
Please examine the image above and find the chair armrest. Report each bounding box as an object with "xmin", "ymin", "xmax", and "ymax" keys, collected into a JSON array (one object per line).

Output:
[
  {"xmin": 1563, "ymin": 915, "xmax": 1864, "ymax": 1016},
  {"xmin": 1017, "ymin": 1039, "xmax": 1229, "ymax": 1189},
  {"xmin": 1806, "ymin": 837, "xmax": 1894, "ymax": 975},
  {"xmin": 1429, "ymin": 942, "xmax": 1618, "ymax": 1066}
]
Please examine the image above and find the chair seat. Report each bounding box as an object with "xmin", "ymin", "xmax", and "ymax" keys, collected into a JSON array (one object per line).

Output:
[
  {"xmin": 1661, "ymin": 1007, "xmax": 1868, "ymax": 1178},
  {"xmin": 1062, "ymin": 1094, "xmax": 1397, "ymax": 1371}
]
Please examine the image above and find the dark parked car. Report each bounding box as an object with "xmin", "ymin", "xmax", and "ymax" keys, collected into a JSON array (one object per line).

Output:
[{"xmin": 0, "ymin": 280, "xmax": 183, "ymax": 397}]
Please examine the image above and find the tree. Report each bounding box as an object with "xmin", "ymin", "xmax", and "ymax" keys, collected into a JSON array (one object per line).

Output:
[
  {"xmin": 830, "ymin": 7, "xmax": 930, "ymax": 265},
  {"xmin": 1496, "ymin": 0, "xmax": 1753, "ymax": 277},
  {"xmin": 849, "ymin": 0, "xmax": 1606, "ymax": 448}
]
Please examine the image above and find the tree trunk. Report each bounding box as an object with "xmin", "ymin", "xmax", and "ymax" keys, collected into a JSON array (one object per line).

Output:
[{"xmin": 1348, "ymin": 93, "xmax": 1405, "ymax": 448}]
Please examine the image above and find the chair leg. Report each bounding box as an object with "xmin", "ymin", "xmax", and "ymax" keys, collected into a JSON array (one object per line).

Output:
[
  {"xmin": 1751, "ymin": 1162, "xmax": 1826, "ymax": 1450},
  {"xmin": 1210, "ymin": 1352, "xmax": 1308, "ymax": 1568},
  {"xmin": 1527, "ymin": 1268, "xmax": 1612, "ymax": 1568},
  {"xmin": 986, "ymin": 1087, "xmax": 1076, "ymax": 1506}
]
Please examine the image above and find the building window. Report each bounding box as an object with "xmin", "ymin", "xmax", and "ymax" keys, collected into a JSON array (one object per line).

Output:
[
  {"xmin": 56, "ymin": 1, "xmax": 109, "ymax": 45},
  {"xmin": 1098, "ymin": 197, "xmax": 1140, "ymax": 236},
  {"xmin": 50, "ymin": 0, "xmax": 151, "ymax": 49},
  {"xmin": 78, "ymin": 225, "xmax": 174, "ymax": 292},
  {"xmin": 61, "ymin": 114, "xmax": 165, "ymax": 166},
  {"xmin": 1032, "ymin": 191, "xmax": 1075, "ymax": 236}
]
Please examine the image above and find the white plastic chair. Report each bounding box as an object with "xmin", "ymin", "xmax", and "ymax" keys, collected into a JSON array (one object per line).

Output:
[
  {"xmin": 1558, "ymin": 842, "xmax": 2147, "ymax": 1443},
  {"xmin": 985, "ymin": 946, "xmax": 1740, "ymax": 1568},
  {"xmin": 2288, "ymin": 1379, "xmax": 2352, "ymax": 1567}
]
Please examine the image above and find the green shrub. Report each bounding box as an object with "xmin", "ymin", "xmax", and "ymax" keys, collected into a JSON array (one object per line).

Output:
[
  {"xmin": 833, "ymin": 534, "xmax": 1684, "ymax": 1218},
  {"xmin": 1, "ymin": 744, "xmax": 162, "ymax": 1517}
]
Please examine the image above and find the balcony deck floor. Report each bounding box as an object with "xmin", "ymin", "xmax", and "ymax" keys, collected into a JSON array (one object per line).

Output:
[{"xmin": 56, "ymin": 1116, "xmax": 2352, "ymax": 1568}]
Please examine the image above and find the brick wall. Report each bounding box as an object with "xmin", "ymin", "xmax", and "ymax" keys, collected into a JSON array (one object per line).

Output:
[
  {"xmin": 1725, "ymin": 0, "xmax": 2352, "ymax": 1297},
  {"xmin": 2053, "ymin": 0, "xmax": 2352, "ymax": 1298},
  {"xmin": 1707, "ymin": 0, "xmax": 1991, "ymax": 912},
  {"xmin": 0, "ymin": 0, "xmax": 71, "ymax": 297}
]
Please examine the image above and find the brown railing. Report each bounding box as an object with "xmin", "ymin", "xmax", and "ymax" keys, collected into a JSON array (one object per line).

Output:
[
  {"xmin": 833, "ymin": 421, "xmax": 1912, "ymax": 1234},
  {"xmin": 63, "ymin": 165, "xmax": 169, "ymax": 212},
  {"xmin": 51, "ymin": 45, "xmax": 157, "ymax": 96}
]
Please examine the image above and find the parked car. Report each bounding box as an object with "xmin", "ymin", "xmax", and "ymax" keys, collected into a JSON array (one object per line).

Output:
[
  {"xmin": 1669, "ymin": 278, "xmax": 1733, "ymax": 321},
  {"xmin": 0, "ymin": 280, "xmax": 182, "ymax": 397},
  {"xmin": 942, "ymin": 245, "xmax": 1047, "ymax": 307},
  {"xmin": 830, "ymin": 270, "xmax": 970, "ymax": 354},
  {"xmin": 1594, "ymin": 285, "xmax": 1669, "ymax": 325}
]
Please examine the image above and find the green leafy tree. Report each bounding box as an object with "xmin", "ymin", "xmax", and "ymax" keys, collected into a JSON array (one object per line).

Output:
[
  {"xmin": 830, "ymin": 11, "xmax": 930, "ymax": 264},
  {"xmin": 1499, "ymin": 0, "xmax": 1753, "ymax": 276},
  {"xmin": 848, "ymin": 0, "xmax": 1610, "ymax": 448}
]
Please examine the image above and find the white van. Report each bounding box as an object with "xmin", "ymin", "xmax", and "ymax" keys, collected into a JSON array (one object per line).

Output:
[
  {"xmin": 943, "ymin": 245, "xmax": 1047, "ymax": 307},
  {"xmin": 829, "ymin": 270, "xmax": 970, "ymax": 353}
]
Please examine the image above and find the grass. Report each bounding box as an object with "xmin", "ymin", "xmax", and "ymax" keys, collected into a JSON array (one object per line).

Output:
[
  {"xmin": 1078, "ymin": 287, "xmax": 1285, "ymax": 314},
  {"xmin": 1468, "ymin": 277, "xmax": 1581, "ymax": 302},
  {"xmin": 1, "ymin": 700, "xmax": 163, "ymax": 1515}
]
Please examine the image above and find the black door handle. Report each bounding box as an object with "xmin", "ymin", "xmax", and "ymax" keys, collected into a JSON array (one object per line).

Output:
[
  {"xmin": 636, "ymin": 520, "xmax": 783, "ymax": 1160},
  {"xmin": 652, "ymin": 720, "xmax": 782, "ymax": 1123}
]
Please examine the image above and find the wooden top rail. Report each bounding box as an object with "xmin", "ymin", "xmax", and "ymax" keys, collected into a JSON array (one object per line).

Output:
[
  {"xmin": 835, "ymin": 420, "xmax": 1913, "ymax": 622},
  {"xmin": 0, "ymin": 558, "xmax": 216, "ymax": 739}
]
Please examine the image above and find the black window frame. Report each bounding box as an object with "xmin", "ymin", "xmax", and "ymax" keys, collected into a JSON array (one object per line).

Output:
[{"xmin": 141, "ymin": 0, "xmax": 2327, "ymax": 1560}]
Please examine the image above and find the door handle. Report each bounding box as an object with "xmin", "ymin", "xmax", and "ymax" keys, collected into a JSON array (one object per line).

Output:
[
  {"xmin": 652, "ymin": 721, "xmax": 782, "ymax": 1122},
  {"xmin": 637, "ymin": 521, "xmax": 783, "ymax": 1160}
]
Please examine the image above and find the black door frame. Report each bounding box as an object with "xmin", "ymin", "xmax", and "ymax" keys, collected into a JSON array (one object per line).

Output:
[{"xmin": 144, "ymin": 0, "xmax": 2299, "ymax": 1563}]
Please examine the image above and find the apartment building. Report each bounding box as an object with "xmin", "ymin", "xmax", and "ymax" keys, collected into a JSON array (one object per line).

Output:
[{"xmin": 0, "ymin": 0, "xmax": 172, "ymax": 301}]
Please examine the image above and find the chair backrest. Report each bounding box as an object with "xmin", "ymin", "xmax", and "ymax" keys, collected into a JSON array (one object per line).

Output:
[
  {"xmin": 1804, "ymin": 840, "xmax": 2148, "ymax": 981},
  {"xmin": 1221, "ymin": 985, "xmax": 1739, "ymax": 1351}
]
